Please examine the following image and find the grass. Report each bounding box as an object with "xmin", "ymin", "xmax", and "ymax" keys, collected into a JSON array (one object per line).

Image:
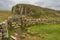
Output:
[
  {"xmin": 0, "ymin": 10, "xmax": 11, "ymax": 20},
  {"xmin": 4, "ymin": 22, "xmax": 60, "ymax": 40},
  {"xmin": 8, "ymin": 29, "xmax": 15, "ymax": 36},
  {"xmin": 8, "ymin": 29, "xmax": 15, "ymax": 40},
  {"xmin": 23, "ymin": 24, "xmax": 60, "ymax": 40},
  {"xmin": 2, "ymin": 29, "xmax": 15, "ymax": 40},
  {"xmin": 0, "ymin": 18, "xmax": 4, "ymax": 22},
  {"xmin": 27, "ymin": 24, "xmax": 60, "ymax": 34}
]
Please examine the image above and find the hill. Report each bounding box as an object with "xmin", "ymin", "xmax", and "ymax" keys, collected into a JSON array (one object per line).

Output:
[
  {"xmin": 0, "ymin": 4, "xmax": 60, "ymax": 22},
  {"xmin": 12, "ymin": 4, "xmax": 60, "ymax": 20},
  {"xmin": 0, "ymin": 10, "xmax": 11, "ymax": 22}
]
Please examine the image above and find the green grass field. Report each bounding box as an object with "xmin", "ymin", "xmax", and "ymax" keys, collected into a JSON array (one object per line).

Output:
[
  {"xmin": 22, "ymin": 24, "xmax": 60, "ymax": 40},
  {"xmin": 0, "ymin": 10, "xmax": 11, "ymax": 21},
  {"xmin": 6, "ymin": 24, "xmax": 60, "ymax": 40}
]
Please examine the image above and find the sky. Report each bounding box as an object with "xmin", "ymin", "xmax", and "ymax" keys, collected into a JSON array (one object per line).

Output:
[{"xmin": 0, "ymin": 0, "xmax": 60, "ymax": 10}]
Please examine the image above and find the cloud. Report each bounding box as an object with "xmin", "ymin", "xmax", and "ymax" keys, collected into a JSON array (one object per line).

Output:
[
  {"xmin": 35, "ymin": 0, "xmax": 60, "ymax": 10},
  {"xmin": 0, "ymin": 0, "xmax": 60, "ymax": 10},
  {"xmin": 0, "ymin": 0, "xmax": 16, "ymax": 10}
]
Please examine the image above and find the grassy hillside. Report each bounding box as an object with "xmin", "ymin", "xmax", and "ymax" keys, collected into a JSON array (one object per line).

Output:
[
  {"xmin": 12, "ymin": 4, "xmax": 60, "ymax": 20},
  {"xmin": 0, "ymin": 4, "xmax": 60, "ymax": 20},
  {"xmin": 0, "ymin": 10, "xmax": 11, "ymax": 22},
  {"xmin": 23, "ymin": 24, "xmax": 60, "ymax": 40}
]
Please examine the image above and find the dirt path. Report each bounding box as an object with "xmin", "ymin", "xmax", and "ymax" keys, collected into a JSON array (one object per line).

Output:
[{"xmin": 14, "ymin": 28, "xmax": 23, "ymax": 40}]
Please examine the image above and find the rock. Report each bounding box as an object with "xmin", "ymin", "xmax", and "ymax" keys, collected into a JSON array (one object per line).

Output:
[{"xmin": 38, "ymin": 33, "xmax": 48, "ymax": 38}]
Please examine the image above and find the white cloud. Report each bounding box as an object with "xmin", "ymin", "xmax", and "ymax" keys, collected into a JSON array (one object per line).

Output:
[{"xmin": 0, "ymin": 0, "xmax": 60, "ymax": 10}]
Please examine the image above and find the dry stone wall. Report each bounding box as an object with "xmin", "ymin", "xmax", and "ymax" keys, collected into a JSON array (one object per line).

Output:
[{"xmin": 25, "ymin": 19, "xmax": 60, "ymax": 26}]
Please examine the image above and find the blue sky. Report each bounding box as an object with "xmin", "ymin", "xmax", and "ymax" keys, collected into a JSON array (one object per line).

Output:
[{"xmin": 0, "ymin": 0, "xmax": 60, "ymax": 10}]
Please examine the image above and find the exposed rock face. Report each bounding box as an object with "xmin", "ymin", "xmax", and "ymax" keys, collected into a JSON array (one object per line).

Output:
[
  {"xmin": 12, "ymin": 4, "xmax": 60, "ymax": 19},
  {"xmin": 12, "ymin": 4, "xmax": 35, "ymax": 16}
]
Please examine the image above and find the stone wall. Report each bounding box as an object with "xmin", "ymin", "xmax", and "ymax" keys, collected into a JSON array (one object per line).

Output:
[
  {"xmin": 25, "ymin": 19, "xmax": 60, "ymax": 26},
  {"xmin": 0, "ymin": 20, "xmax": 8, "ymax": 39}
]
